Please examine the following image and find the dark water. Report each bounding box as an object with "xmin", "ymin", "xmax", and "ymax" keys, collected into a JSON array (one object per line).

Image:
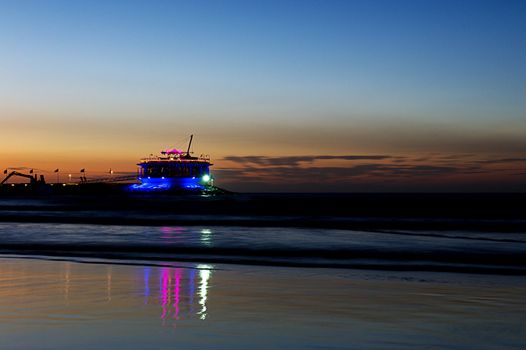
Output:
[
  {"xmin": 0, "ymin": 195, "xmax": 525, "ymax": 349},
  {"xmin": 0, "ymin": 222, "xmax": 525, "ymax": 274}
]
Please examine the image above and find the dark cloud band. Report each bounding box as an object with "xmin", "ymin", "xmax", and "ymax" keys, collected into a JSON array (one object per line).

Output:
[{"xmin": 223, "ymin": 155, "xmax": 391, "ymax": 166}]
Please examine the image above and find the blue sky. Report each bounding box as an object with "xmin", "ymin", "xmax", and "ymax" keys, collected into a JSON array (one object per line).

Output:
[{"xmin": 0, "ymin": 0, "xmax": 525, "ymax": 190}]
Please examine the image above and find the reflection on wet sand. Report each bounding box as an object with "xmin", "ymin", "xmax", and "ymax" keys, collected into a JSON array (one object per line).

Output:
[
  {"xmin": 198, "ymin": 265, "xmax": 212, "ymax": 320},
  {"xmin": 145, "ymin": 264, "xmax": 212, "ymax": 324},
  {"xmin": 64, "ymin": 261, "xmax": 71, "ymax": 302},
  {"xmin": 1, "ymin": 258, "xmax": 525, "ymax": 350},
  {"xmin": 0, "ymin": 259, "xmax": 213, "ymax": 328},
  {"xmin": 107, "ymin": 266, "xmax": 112, "ymax": 302}
]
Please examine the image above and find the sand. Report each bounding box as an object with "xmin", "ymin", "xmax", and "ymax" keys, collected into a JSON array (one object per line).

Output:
[{"xmin": 0, "ymin": 256, "xmax": 524, "ymax": 349}]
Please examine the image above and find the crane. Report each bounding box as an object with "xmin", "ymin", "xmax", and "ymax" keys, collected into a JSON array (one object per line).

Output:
[{"xmin": 1, "ymin": 171, "xmax": 46, "ymax": 185}]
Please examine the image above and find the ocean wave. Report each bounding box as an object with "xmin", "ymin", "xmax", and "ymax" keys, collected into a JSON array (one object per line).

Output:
[
  {"xmin": 0, "ymin": 219, "xmax": 525, "ymax": 274},
  {"xmin": 0, "ymin": 241, "xmax": 525, "ymax": 275}
]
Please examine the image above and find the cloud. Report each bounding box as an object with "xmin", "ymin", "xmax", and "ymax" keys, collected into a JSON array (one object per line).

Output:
[
  {"xmin": 219, "ymin": 153, "xmax": 485, "ymax": 178},
  {"xmin": 222, "ymin": 155, "xmax": 392, "ymax": 166},
  {"xmin": 476, "ymin": 158, "xmax": 526, "ymax": 165},
  {"xmin": 215, "ymin": 163, "xmax": 481, "ymax": 185},
  {"xmin": 212, "ymin": 152, "xmax": 526, "ymax": 191},
  {"xmin": 5, "ymin": 167, "xmax": 37, "ymax": 171},
  {"xmin": 213, "ymin": 162, "xmax": 524, "ymax": 192}
]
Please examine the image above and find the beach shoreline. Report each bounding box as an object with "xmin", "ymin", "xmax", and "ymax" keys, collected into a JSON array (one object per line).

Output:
[{"xmin": 0, "ymin": 256, "xmax": 525, "ymax": 350}]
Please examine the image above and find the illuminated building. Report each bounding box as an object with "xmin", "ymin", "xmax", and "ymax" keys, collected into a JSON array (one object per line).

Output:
[{"xmin": 130, "ymin": 135, "xmax": 213, "ymax": 192}]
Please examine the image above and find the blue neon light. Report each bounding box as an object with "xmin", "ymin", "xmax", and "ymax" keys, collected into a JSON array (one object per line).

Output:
[{"xmin": 128, "ymin": 176, "xmax": 208, "ymax": 192}]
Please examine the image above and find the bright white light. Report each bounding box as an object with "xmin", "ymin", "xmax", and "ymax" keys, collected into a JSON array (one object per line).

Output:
[
  {"xmin": 202, "ymin": 174, "xmax": 211, "ymax": 182},
  {"xmin": 200, "ymin": 229, "xmax": 212, "ymax": 246},
  {"xmin": 197, "ymin": 264, "xmax": 212, "ymax": 320}
]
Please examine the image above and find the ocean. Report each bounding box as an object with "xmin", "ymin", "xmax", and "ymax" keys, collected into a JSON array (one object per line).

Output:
[
  {"xmin": 0, "ymin": 223, "xmax": 525, "ymax": 274},
  {"xmin": 0, "ymin": 194, "xmax": 525, "ymax": 349}
]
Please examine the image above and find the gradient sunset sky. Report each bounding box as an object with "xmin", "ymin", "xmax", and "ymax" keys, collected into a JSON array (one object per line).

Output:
[{"xmin": 1, "ymin": 0, "xmax": 525, "ymax": 191}]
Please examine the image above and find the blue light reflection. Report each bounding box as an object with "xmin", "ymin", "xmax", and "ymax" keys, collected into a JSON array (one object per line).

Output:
[{"xmin": 128, "ymin": 177, "xmax": 205, "ymax": 192}]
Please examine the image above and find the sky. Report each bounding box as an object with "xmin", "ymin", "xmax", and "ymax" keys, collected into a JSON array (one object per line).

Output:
[{"xmin": 0, "ymin": 0, "xmax": 525, "ymax": 192}]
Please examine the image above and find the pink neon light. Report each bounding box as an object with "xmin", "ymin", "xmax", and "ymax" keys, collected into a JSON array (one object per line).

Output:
[{"xmin": 164, "ymin": 148, "xmax": 184, "ymax": 155}]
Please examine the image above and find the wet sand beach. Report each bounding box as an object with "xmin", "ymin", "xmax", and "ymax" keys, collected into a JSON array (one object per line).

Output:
[{"xmin": 0, "ymin": 257, "xmax": 525, "ymax": 350}]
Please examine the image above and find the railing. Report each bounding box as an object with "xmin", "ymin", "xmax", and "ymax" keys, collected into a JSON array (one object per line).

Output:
[
  {"xmin": 139, "ymin": 154, "xmax": 211, "ymax": 163},
  {"xmin": 80, "ymin": 175, "xmax": 138, "ymax": 184}
]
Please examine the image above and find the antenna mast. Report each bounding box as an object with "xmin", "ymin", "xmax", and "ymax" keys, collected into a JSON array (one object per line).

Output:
[{"xmin": 186, "ymin": 134, "xmax": 194, "ymax": 156}]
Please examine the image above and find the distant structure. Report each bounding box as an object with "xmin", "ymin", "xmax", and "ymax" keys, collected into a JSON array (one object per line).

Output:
[
  {"xmin": 130, "ymin": 135, "xmax": 213, "ymax": 191},
  {"xmin": 1, "ymin": 171, "xmax": 46, "ymax": 186}
]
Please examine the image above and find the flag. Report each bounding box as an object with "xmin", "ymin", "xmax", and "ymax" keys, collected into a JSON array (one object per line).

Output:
[
  {"xmin": 54, "ymin": 169, "xmax": 59, "ymax": 173},
  {"xmin": 80, "ymin": 169, "xmax": 85, "ymax": 173}
]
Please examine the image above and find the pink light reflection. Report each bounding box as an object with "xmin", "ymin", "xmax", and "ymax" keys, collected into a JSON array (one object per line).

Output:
[
  {"xmin": 174, "ymin": 268, "xmax": 181, "ymax": 320},
  {"xmin": 160, "ymin": 268, "xmax": 170, "ymax": 320},
  {"xmin": 160, "ymin": 227, "xmax": 185, "ymax": 241}
]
